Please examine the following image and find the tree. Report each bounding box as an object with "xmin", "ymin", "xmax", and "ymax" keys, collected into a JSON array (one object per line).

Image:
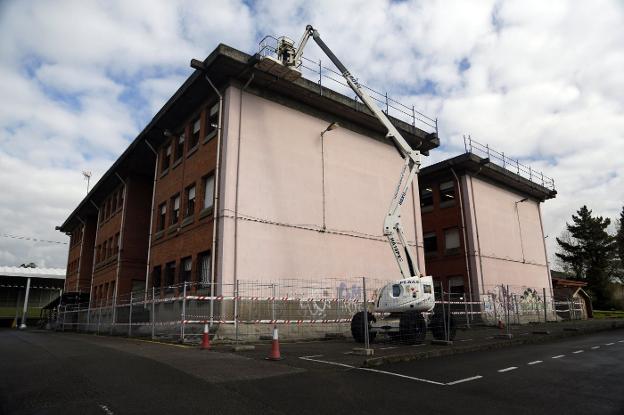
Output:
[
  {"xmin": 614, "ymin": 206, "xmax": 624, "ymax": 283},
  {"xmin": 556, "ymin": 205, "xmax": 616, "ymax": 308}
]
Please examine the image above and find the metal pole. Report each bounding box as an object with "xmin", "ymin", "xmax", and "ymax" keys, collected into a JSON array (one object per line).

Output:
[
  {"xmin": 61, "ymin": 305, "xmax": 66, "ymax": 332},
  {"xmin": 446, "ymin": 290, "xmax": 451, "ymax": 341},
  {"xmin": 128, "ymin": 291, "xmax": 133, "ymax": 337},
  {"xmin": 97, "ymin": 301, "xmax": 101, "ymax": 335},
  {"xmin": 271, "ymin": 283, "xmax": 276, "ymax": 322},
  {"xmin": 543, "ymin": 287, "xmax": 548, "ymax": 322},
  {"xmin": 441, "ymin": 290, "xmax": 447, "ymax": 340},
  {"xmin": 463, "ymin": 292, "xmax": 470, "ymax": 329},
  {"xmin": 506, "ymin": 285, "xmax": 511, "ymax": 336},
  {"xmin": 180, "ymin": 282, "xmax": 187, "ymax": 343},
  {"xmin": 19, "ymin": 277, "xmax": 31, "ymax": 329},
  {"xmin": 234, "ymin": 280, "xmax": 239, "ymax": 344},
  {"xmin": 151, "ymin": 286, "xmax": 156, "ymax": 340},
  {"xmin": 513, "ymin": 294, "xmax": 520, "ymax": 325},
  {"xmin": 362, "ymin": 277, "xmax": 369, "ymax": 350},
  {"xmin": 209, "ymin": 280, "xmax": 214, "ymax": 329}
]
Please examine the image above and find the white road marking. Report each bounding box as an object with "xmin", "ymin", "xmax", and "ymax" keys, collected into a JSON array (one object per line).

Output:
[
  {"xmin": 378, "ymin": 347, "xmax": 397, "ymax": 350},
  {"xmin": 99, "ymin": 405, "xmax": 114, "ymax": 415},
  {"xmin": 552, "ymin": 355, "xmax": 565, "ymax": 359},
  {"xmin": 498, "ymin": 367, "xmax": 518, "ymax": 373},
  {"xmin": 572, "ymin": 350, "xmax": 584, "ymax": 354},
  {"xmin": 605, "ymin": 343, "xmax": 614, "ymax": 346},
  {"xmin": 301, "ymin": 354, "xmax": 324, "ymax": 359},
  {"xmin": 528, "ymin": 360, "xmax": 542, "ymax": 365},
  {"xmin": 459, "ymin": 339, "xmax": 473, "ymax": 342},
  {"xmin": 412, "ymin": 344, "xmax": 426, "ymax": 347},
  {"xmin": 618, "ymin": 340, "xmax": 624, "ymax": 343},
  {"xmin": 591, "ymin": 346, "xmax": 600, "ymax": 350},
  {"xmin": 359, "ymin": 367, "xmax": 446, "ymax": 385},
  {"xmin": 446, "ymin": 376, "xmax": 483, "ymax": 385},
  {"xmin": 299, "ymin": 356, "xmax": 445, "ymax": 385}
]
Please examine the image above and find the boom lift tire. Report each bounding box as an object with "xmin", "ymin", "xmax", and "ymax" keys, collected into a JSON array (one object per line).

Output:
[
  {"xmin": 351, "ymin": 311, "xmax": 376, "ymax": 343},
  {"xmin": 430, "ymin": 311, "xmax": 457, "ymax": 341},
  {"xmin": 399, "ymin": 310, "xmax": 427, "ymax": 344}
]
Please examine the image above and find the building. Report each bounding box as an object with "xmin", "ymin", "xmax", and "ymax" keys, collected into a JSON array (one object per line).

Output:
[
  {"xmin": 57, "ymin": 43, "xmax": 439, "ymax": 311},
  {"xmin": 0, "ymin": 266, "xmax": 65, "ymax": 327},
  {"xmin": 419, "ymin": 140, "xmax": 557, "ymax": 317}
]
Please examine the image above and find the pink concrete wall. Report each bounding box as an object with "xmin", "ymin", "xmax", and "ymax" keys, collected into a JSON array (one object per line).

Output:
[
  {"xmin": 217, "ymin": 85, "xmax": 425, "ymax": 284},
  {"xmin": 462, "ymin": 175, "xmax": 551, "ymax": 295}
]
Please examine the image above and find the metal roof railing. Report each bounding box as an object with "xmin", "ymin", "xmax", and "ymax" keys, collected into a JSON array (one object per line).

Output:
[
  {"xmin": 258, "ymin": 35, "xmax": 438, "ymax": 134},
  {"xmin": 463, "ymin": 135, "xmax": 556, "ymax": 191}
]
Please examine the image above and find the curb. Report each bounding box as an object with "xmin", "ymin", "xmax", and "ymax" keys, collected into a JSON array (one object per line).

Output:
[{"xmin": 362, "ymin": 321, "xmax": 624, "ymax": 367}]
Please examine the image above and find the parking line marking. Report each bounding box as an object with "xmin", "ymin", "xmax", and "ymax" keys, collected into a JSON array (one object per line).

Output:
[
  {"xmin": 528, "ymin": 360, "xmax": 542, "ymax": 365},
  {"xmin": 498, "ymin": 367, "xmax": 517, "ymax": 373},
  {"xmin": 552, "ymin": 355, "xmax": 565, "ymax": 359},
  {"xmin": 446, "ymin": 376, "xmax": 483, "ymax": 385},
  {"xmin": 359, "ymin": 367, "xmax": 446, "ymax": 385},
  {"xmin": 572, "ymin": 350, "xmax": 584, "ymax": 354},
  {"xmin": 605, "ymin": 343, "xmax": 614, "ymax": 346},
  {"xmin": 301, "ymin": 354, "xmax": 324, "ymax": 359},
  {"xmin": 591, "ymin": 346, "xmax": 600, "ymax": 350},
  {"xmin": 299, "ymin": 356, "xmax": 446, "ymax": 386},
  {"xmin": 378, "ymin": 347, "xmax": 397, "ymax": 350}
]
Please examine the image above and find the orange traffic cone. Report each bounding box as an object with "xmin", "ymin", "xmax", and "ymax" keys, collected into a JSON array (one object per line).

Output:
[
  {"xmin": 200, "ymin": 324, "xmax": 211, "ymax": 350},
  {"xmin": 266, "ymin": 325, "xmax": 283, "ymax": 361}
]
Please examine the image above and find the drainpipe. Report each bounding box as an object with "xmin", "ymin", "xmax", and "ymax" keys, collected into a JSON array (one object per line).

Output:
[
  {"xmin": 144, "ymin": 140, "xmax": 159, "ymax": 296},
  {"xmin": 112, "ymin": 172, "xmax": 128, "ymax": 328},
  {"xmin": 450, "ymin": 168, "xmax": 474, "ymax": 306},
  {"xmin": 75, "ymin": 216, "xmax": 86, "ymax": 293},
  {"xmin": 203, "ymin": 75, "xmax": 227, "ymax": 328},
  {"xmin": 537, "ymin": 204, "xmax": 554, "ymax": 298},
  {"xmin": 468, "ymin": 175, "xmax": 486, "ymax": 295},
  {"xmin": 233, "ymin": 74, "xmax": 255, "ymax": 283},
  {"xmin": 89, "ymin": 200, "xmax": 101, "ymax": 308}
]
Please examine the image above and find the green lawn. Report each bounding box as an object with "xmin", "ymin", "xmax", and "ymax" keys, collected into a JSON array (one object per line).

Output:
[{"xmin": 593, "ymin": 310, "xmax": 624, "ymax": 319}]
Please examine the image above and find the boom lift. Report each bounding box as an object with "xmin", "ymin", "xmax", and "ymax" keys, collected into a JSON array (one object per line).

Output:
[{"xmin": 257, "ymin": 25, "xmax": 455, "ymax": 343}]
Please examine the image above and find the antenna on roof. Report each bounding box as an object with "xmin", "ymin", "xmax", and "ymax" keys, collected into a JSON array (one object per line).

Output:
[{"xmin": 82, "ymin": 171, "xmax": 92, "ymax": 194}]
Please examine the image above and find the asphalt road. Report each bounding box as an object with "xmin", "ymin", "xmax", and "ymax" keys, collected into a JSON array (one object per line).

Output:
[{"xmin": 2, "ymin": 329, "xmax": 623, "ymax": 414}]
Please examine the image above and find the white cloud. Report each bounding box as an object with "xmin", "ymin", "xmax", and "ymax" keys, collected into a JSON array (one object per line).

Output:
[{"xmin": 0, "ymin": 0, "xmax": 623, "ymax": 270}]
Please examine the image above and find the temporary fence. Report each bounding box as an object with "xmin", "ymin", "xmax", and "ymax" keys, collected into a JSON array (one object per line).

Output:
[{"xmin": 52, "ymin": 279, "xmax": 587, "ymax": 344}]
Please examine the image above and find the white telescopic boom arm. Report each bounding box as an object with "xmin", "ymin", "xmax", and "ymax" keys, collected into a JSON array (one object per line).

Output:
[{"xmin": 292, "ymin": 25, "xmax": 423, "ymax": 279}]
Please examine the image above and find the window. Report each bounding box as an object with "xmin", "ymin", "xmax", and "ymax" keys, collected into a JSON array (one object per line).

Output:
[
  {"xmin": 444, "ymin": 228, "xmax": 460, "ymax": 254},
  {"xmin": 185, "ymin": 184, "xmax": 196, "ymax": 217},
  {"xmin": 114, "ymin": 232, "xmax": 120, "ymax": 254},
  {"xmin": 119, "ymin": 187, "xmax": 124, "ymax": 210},
  {"xmin": 204, "ymin": 103, "xmax": 219, "ymax": 140},
  {"xmin": 162, "ymin": 142, "xmax": 172, "ymax": 172},
  {"xmin": 165, "ymin": 261, "xmax": 176, "ymax": 287},
  {"xmin": 392, "ymin": 284, "xmax": 402, "ymax": 297},
  {"xmin": 111, "ymin": 192, "xmax": 117, "ymax": 212},
  {"xmin": 171, "ymin": 194, "xmax": 180, "ymax": 224},
  {"xmin": 439, "ymin": 181, "xmax": 456, "ymax": 207},
  {"xmin": 158, "ymin": 203, "xmax": 167, "ymax": 231},
  {"xmin": 197, "ymin": 251, "xmax": 211, "ymax": 289},
  {"xmin": 175, "ymin": 133, "xmax": 185, "ymax": 161},
  {"xmin": 420, "ymin": 186, "xmax": 433, "ymax": 212},
  {"xmin": 424, "ymin": 232, "xmax": 437, "ymax": 256},
  {"xmin": 190, "ymin": 118, "xmax": 200, "ymax": 148},
  {"xmin": 180, "ymin": 257, "xmax": 192, "ymax": 283},
  {"xmin": 203, "ymin": 174, "xmax": 215, "ymax": 211},
  {"xmin": 448, "ymin": 276, "xmax": 465, "ymax": 296},
  {"xmin": 152, "ymin": 266, "xmax": 162, "ymax": 288},
  {"xmin": 102, "ymin": 240, "xmax": 108, "ymax": 259}
]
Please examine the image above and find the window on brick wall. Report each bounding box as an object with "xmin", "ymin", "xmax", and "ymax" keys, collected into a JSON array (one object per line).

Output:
[
  {"xmin": 175, "ymin": 133, "xmax": 185, "ymax": 161},
  {"xmin": 162, "ymin": 142, "xmax": 172, "ymax": 172},
  {"xmin": 152, "ymin": 266, "xmax": 162, "ymax": 288},
  {"xmin": 180, "ymin": 257, "xmax": 192, "ymax": 283},
  {"xmin": 444, "ymin": 228, "xmax": 460, "ymax": 255},
  {"xmin": 158, "ymin": 203, "xmax": 166, "ymax": 231},
  {"xmin": 185, "ymin": 184, "xmax": 196, "ymax": 218},
  {"xmin": 424, "ymin": 232, "xmax": 437, "ymax": 257},
  {"xmin": 171, "ymin": 194, "xmax": 180, "ymax": 225},
  {"xmin": 114, "ymin": 232, "xmax": 120, "ymax": 254},
  {"xmin": 420, "ymin": 186, "xmax": 434, "ymax": 212},
  {"xmin": 165, "ymin": 261, "xmax": 176, "ymax": 287},
  {"xmin": 439, "ymin": 181, "xmax": 456, "ymax": 207},
  {"xmin": 197, "ymin": 251, "xmax": 211, "ymax": 289},
  {"xmin": 203, "ymin": 173, "xmax": 215, "ymax": 212},
  {"xmin": 204, "ymin": 103, "xmax": 219, "ymax": 141},
  {"xmin": 190, "ymin": 118, "xmax": 200, "ymax": 149},
  {"xmin": 102, "ymin": 240, "xmax": 108, "ymax": 260}
]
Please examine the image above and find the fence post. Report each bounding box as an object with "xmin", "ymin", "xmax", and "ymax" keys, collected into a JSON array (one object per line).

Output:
[
  {"xmin": 234, "ymin": 280, "xmax": 239, "ymax": 344},
  {"xmin": 362, "ymin": 277, "xmax": 370, "ymax": 350},
  {"xmin": 180, "ymin": 282, "xmax": 187, "ymax": 343},
  {"xmin": 543, "ymin": 287, "xmax": 548, "ymax": 323},
  {"xmin": 441, "ymin": 290, "xmax": 448, "ymax": 340},
  {"xmin": 128, "ymin": 291, "xmax": 133, "ymax": 337},
  {"xmin": 271, "ymin": 283, "xmax": 276, "ymax": 322},
  {"xmin": 209, "ymin": 280, "xmax": 214, "ymax": 329},
  {"xmin": 505, "ymin": 285, "xmax": 511, "ymax": 336},
  {"xmin": 513, "ymin": 294, "xmax": 520, "ymax": 325},
  {"xmin": 151, "ymin": 286, "xmax": 156, "ymax": 340},
  {"xmin": 463, "ymin": 292, "xmax": 470, "ymax": 328}
]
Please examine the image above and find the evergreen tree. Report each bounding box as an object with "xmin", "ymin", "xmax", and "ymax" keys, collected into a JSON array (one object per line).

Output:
[
  {"xmin": 556, "ymin": 205, "xmax": 616, "ymax": 308},
  {"xmin": 615, "ymin": 206, "xmax": 624, "ymax": 283}
]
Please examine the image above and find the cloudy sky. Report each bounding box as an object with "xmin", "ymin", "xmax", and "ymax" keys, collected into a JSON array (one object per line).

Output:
[{"xmin": 1, "ymin": 0, "xmax": 623, "ymax": 269}]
